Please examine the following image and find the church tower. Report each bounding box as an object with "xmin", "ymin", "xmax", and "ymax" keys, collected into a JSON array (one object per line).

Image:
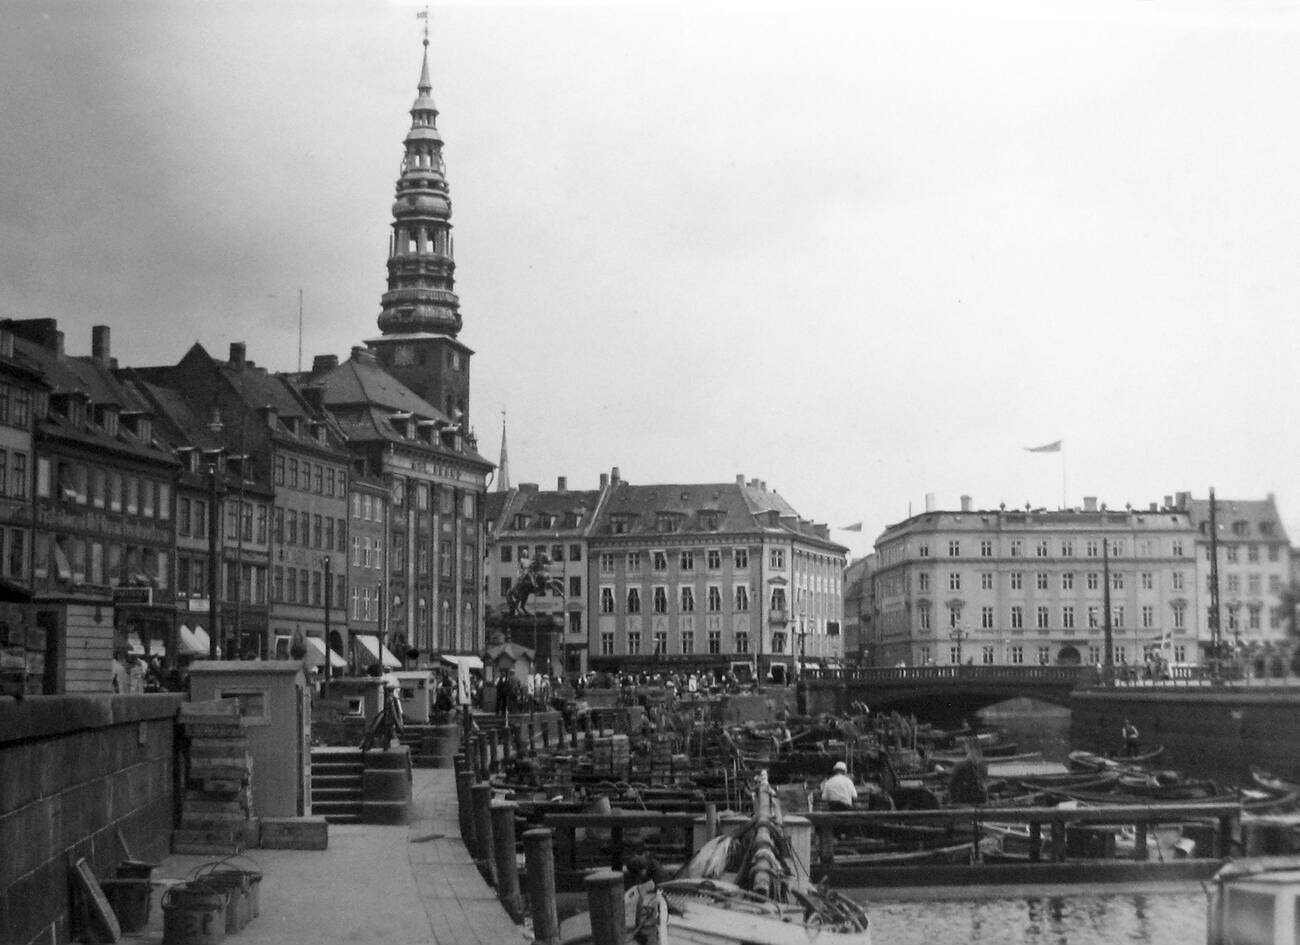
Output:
[{"xmin": 369, "ymin": 32, "xmax": 473, "ymax": 428}]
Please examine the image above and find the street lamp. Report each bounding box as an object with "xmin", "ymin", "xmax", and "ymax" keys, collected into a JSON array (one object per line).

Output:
[
  {"xmin": 949, "ymin": 622, "xmax": 969, "ymax": 666},
  {"xmin": 322, "ymin": 555, "xmax": 332, "ymax": 697}
]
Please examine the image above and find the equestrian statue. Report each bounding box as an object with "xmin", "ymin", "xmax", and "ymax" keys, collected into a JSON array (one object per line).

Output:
[{"xmin": 505, "ymin": 552, "xmax": 566, "ymax": 616}]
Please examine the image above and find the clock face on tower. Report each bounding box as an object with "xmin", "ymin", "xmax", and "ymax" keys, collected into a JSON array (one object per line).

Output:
[{"xmin": 393, "ymin": 344, "xmax": 415, "ymax": 366}]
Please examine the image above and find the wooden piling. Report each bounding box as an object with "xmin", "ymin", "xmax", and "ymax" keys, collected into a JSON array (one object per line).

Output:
[
  {"xmin": 585, "ymin": 868, "xmax": 626, "ymax": 945},
  {"xmin": 491, "ymin": 800, "xmax": 522, "ymax": 918},
  {"xmin": 705, "ymin": 802, "xmax": 718, "ymax": 840},
  {"xmin": 487, "ymin": 728, "xmax": 501, "ymax": 772},
  {"xmin": 477, "ymin": 733, "xmax": 491, "ymax": 779},
  {"xmin": 524, "ymin": 828, "xmax": 560, "ymax": 945},
  {"xmin": 470, "ymin": 783, "xmax": 497, "ymax": 885},
  {"xmin": 455, "ymin": 770, "xmax": 475, "ymax": 846}
]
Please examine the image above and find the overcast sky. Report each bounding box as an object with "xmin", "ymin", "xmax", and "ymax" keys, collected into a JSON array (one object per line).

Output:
[{"xmin": 3, "ymin": 0, "xmax": 1298, "ymax": 556}]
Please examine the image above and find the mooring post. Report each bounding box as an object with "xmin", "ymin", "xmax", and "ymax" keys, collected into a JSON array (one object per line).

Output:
[
  {"xmin": 1134, "ymin": 822, "xmax": 1149, "ymax": 861},
  {"xmin": 490, "ymin": 800, "xmax": 522, "ymax": 919},
  {"xmin": 487, "ymin": 728, "xmax": 501, "ymax": 772},
  {"xmin": 585, "ymin": 868, "xmax": 626, "ymax": 945},
  {"xmin": 1029, "ymin": 821, "xmax": 1042, "ymax": 862},
  {"xmin": 524, "ymin": 828, "xmax": 560, "ymax": 945},
  {"xmin": 455, "ymin": 770, "xmax": 475, "ymax": 845},
  {"xmin": 477, "ymin": 733, "xmax": 491, "ymax": 779},
  {"xmin": 1050, "ymin": 819, "xmax": 1067, "ymax": 862},
  {"xmin": 470, "ymin": 783, "xmax": 497, "ymax": 885},
  {"xmin": 705, "ymin": 802, "xmax": 718, "ymax": 840}
]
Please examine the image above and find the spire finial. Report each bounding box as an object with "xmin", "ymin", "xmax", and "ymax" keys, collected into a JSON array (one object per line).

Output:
[{"xmin": 415, "ymin": 7, "xmax": 432, "ymax": 90}]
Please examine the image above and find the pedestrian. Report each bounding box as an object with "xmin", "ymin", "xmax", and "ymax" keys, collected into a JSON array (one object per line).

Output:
[
  {"xmin": 623, "ymin": 855, "xmax": 665, "ymax": 945},
  {"xmin": 820, "ymin": 760, "xmax": 858, "ymax": 811},
  {"xmin": 1122, "ymin": 718, "xmax": 1140, "ymax": 757}
]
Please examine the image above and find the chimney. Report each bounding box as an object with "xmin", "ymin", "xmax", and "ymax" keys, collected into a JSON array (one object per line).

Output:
[
  {"xmin": 312, "ymin": 354, "xmax": 339, "ymax": 373},
  {"xmin": 301, "ymin": 387, "xmax": 324, "ymax": 411},
  {"xmin": 611, "ymin": 466, "xmax": 621, "ymax": 484},
  {"xmin": 750, "ymin": 478, "xmax": 760, "ymax": 488},
  {"xmin": 1164, "ymin": 495, "xmax": 1173, "ymax": 508},
  {"xmin": 258, "ymin": 404, "xmax": 278, "ymax": 428},
  {"xmin": 351, "ymin": 345, "xmax": 378, "ymax": 364},
  {"xmin": 91, "ymin": 325, "xmax": 111, "ymax": 365},
  {"xmin": 759, "ymin": 481, "xmax": 767, "ymax": 491},
  {"xmin": 736, "ymin": 474, "xmax": 745, "ymax": 485},
  {"xmin": 1083, "ymin": 496, "xmax": 1098, "ymax": 512},
  {"xmin": 6, "ymin": 318, "xmax": 63, "ymax": 355},
  {"xmin": 925, "ymin": 493, "xmax": 936, "ymax": 512},
  {"xmin": 599, "ymin": 473, "xmax": 609, "ymax": 489},
  {"xmin": 960, "ymin": 495, "xmax": 972, "ymax": 512},
  {"xmin": 557, "ymin": 476, "xmax": 567, "ymax": 492},
  {"xmin": 229, "ymin": 342, "xmax": 246, "ymax": 369}
]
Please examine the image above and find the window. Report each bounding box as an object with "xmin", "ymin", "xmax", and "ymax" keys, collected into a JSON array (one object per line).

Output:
[
  {"xmin": 501, "ymin": 545, "xmax": 512, "ymax": 563},
  {"xmin": 735, "ymin": 585, "xmax": 749, "ymax": 611},
  {"xmin": 1036, "ymin": 606, "xmax": 1049, "ymax": 629},
  {"xmin": 918, "ymin": 572, "xmax": 930, "ymax": 592},
  {"xmin": 1010, "ymin": 540, "xmax": 1023, "ymax": 558},
  {"xmin": 948, "ymin": 572, "xmax": 961, "ymax": 591},
  {"xmin": 770, "ymin": 632, "xmax": 785, "ymax": 654},
  {"xmin": 1061, "ymin": 572, "xmax": 1074, "ymax": 590},
  {"xmin": 1062, "ymin": 606, "xmax": 1075, "ymax": 629},
  {"xmin": 569, "ymin": 575, "xmax": 581, "ymax": 596},
  {"xmin": 1248, "ymin": 574, "xmax": 1261, "ymax": 595},
  {"xmin": 600, "ymin": 632, "xmax": 615, "ymax": 656},
  {"xmin": 653, "ymin": 631, "xmax": 668, "ymax": 655},
  {"xmin": 652, "ymin": 551, "xmax": 668, "ymax": 572},
  {"xmin": 1172, "ymin": 539, "xmax": 1185, "ymax": 557},
  {"xmin": 1113, "ymin": 605, "xmax": 1125, "ymax": 628},
  {"xmin": 1086, "ymin": 540, "xmax": 1098, "ymax": 558},
  {"xmin": 734, "ymin": 631, "xmax": 749, "ymax": 653},
  {"xmin": 948, "ymin": 540, "xmax": 960, "ymax": 556},
  {"xmin": 1036, "ymin": 572, "xmax": 1048, "ymax": 590},
  {"xmin": 981, "ymin": 606, "xmax": 994, "ymax": 629},
  {"xmin": 599, "ymin": 553, "xmax": 617, "ymax": 575},
  {"xmin": 1060, "ymin": 540, "xmax": 1074, "ymax": 557},
  {"xmin": 1086, "ymin": 572, "xmax": 1099, "ymax": 590},
  {"xmin": 1010, "ymin": 572, "xmax": 1023, "ymax": 590},
  {"xmin": 919, "ymin": 542, "xmax": 930, "ymax": 558},
  {"xmin": 707, "ymin": 585, "xmax": 722, "ymax": 611},
  {"xmin": 500, "ymin": 577, "xmax": 512, "ymax": 597},
  {"xmin": 626, "ymin": 586, "xmax": 640, "ymax": 613},
  {"xmin": 980, "ymin": 572, "xmax": 993, "ymax": 590},
  {"xmin": 1227, "ymin": 574, "xmax": 1240, "ymax": 594},
  {"xmin": 1110, "ymin": 540, "xmax": 1125, "ymax": 557},
  {"xmin": 1141, "ymin": 571, "xmax": 1153, "ymax": 590},
  {"xmin": 707, "ymin": 549, "xmax": 721, "ymax": 570},
  {"xmin": 770, "ymin": 587, "xmax": 786, "ymax": 612},
  {"xmin": 550, "ymin": 544, "xmax": 564, "ymax": 563},
  {"xmin": 680, "ymin": 586, "xmax": 695, "ymax": 612},
  {"xmin": 979, "ymin": 540, "xmax": 993, "ymax": 558},
  {"xmin": 708, "ymin": 630, "xmax": 721, "ymax": 654},
  {"xmin": 1172, "ymin": 571, "xmax": 1185, "ymax": 590},
  {"xmin": 1010, "ymin": 606, "xmax": 1023, "ymax": 629},
  {"xmin": 1172, "ymin": 603, "xmax": 1185, "ymax": 629},
  {"xmin": 1226, "ymin": 545, "xmax": 1239, "ymax": 563},
  {"xmin": 570, "ymin": 544, "xmax": 582, "ymax": 562},
  {"xmin": 982, "ymin": 646, "xmax": 995, "ymax": 665},
  {"xmin": 1142, "ymin": 605, "xmax": 1154, "ymax": 629},
  {"xmin": 625, "ymin": 631, "xmax": 641, "ymax": 655},
  {"xmin": 653, "ymin": 586, "xmax": 668, "ymax": 613},
  {"xmin": 680, "ymin": 632, "xmax": 694, "ymax": 654},
  {"xmin": 734, "ymin": 547, "xmax": 749, "ymax": 569},
  {"xmin": 919, "ymin": 605, "xmax": 931, "ymax": 630},
  {"xmin": 568, "ymin": 612, "xmax": 582, "ymax": 636},
  {"xmin": 1036, "ymin": 540, "xmax": 1049, "ymax": 558},
  {"xmin": 680, "ymin": 551, "xmax": 695, "ymax": 571},
  {"xmin": 1010, "ymin": 645, "xmax": 1024, "ymax": 665},
  {"xmin": 769, "ymin": 548, "xmax": 785, "ymax": 569},
  {"xmin": 600, "ymin": 586, "xmax": 615, "ymax": 613}
]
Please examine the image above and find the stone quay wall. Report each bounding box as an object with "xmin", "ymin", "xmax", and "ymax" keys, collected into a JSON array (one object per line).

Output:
[{"xmin": 0, "ymin": 694, "xmax": 183, "ymax": 945}]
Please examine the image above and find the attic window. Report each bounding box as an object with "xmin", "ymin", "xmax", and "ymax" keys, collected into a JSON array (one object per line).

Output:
[
  {"xmin": 1260, "ymin": 521, "xmax": 1275, "ymax": 536},
  {"xmin": 657, "ymin": 515, "xmax": 679, "ymax": 534},
  {"xmin": 700, "ymin": 511, "xmax": 721, "ymax": 532},
  {"xmin": 512, "ymin": 514, "xmax": 530, "ymax": 529},
  {"xmin": 538, "ymin": 514, "xmax": 556, "ymax": 529},
  {"xmin": 611, "ymin": 515, "xmax": 631, "ymax": 535},
  {"xmin": 1232, "ymin": 520, "xmax": 1248, "ymax": 536},
  {"xmin": 565, "ymin": 512, "xmax": 582, "ymax": 529}
]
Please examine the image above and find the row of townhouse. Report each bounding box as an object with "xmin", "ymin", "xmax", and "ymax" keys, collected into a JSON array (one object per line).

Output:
[
  {"xmin": 0, "ymin": 322, "xmax": 489, "ymax": 696},
  {"xmin": 484, "ymin": 470, "xmax": 847, "ymax": 682},
  {"xmin": 864, "ymin": 492, "xmax": 1294, "ymax": 668}
]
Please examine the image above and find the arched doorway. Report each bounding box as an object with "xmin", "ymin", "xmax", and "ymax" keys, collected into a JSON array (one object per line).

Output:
[{"xmin": 1056, "ymin": 645, "xmax": 1081, "ymax": 665}]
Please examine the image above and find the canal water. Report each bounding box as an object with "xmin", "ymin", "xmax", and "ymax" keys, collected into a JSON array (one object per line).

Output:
[
  {"xmin": 859, "ymin": 889, "xmax": 1207, "ymax": 945},
  {"xmin": 861, "ymin": 699, "xmax": 1210, "ymax": 942}
]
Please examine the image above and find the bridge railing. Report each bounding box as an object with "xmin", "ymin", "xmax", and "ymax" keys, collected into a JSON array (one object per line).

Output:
[{"xmin": 806, "ymin": 665, "xmax": 1085, "ymax": 685}]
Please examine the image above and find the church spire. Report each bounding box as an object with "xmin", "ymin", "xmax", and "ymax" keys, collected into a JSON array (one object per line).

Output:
[
  {"xmin": 377, "ymin": 29, "xmax": 461, "ymax": 338},
  {"xmin": 496, "ymin": 411, "xmax": 511, "ymax": 492}
]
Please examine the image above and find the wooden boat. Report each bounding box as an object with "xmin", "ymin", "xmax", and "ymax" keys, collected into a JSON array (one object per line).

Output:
[
  {"xmin": 1251, "ymin": 765, "xmax": 1300, "ymax": 796},
  {"xmin": 559, "ymin": 770, "xmax": 872, "ymax": 945},
  {"xmin": 1066, "ymin": 746, "xmax": 1164, "ymax": 772},
  {"xmin": 1207, "ymin": 856, "xmax": 1300, "ymax": 945},
  {"xmin": 832, "ymin": 837, "xmax": 998, "ymax": 867},
  {"xmin": 1115, "ymin": 774, "xmax": 1222, "ymax": 800},
  {"xmin": 1012, "ymin": 770, "xmax": 1121, "ymax": 792}
]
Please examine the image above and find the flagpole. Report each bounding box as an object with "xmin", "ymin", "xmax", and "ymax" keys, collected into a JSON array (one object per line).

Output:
[{"xmin": 1061, "ymin": 441, "xmax": 1068, "ymax": 509}]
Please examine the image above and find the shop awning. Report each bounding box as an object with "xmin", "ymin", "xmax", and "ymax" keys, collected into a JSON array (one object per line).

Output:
[
  {"xmin": 305, "ymin": 636, "xmax": 346, "ymax": 669},
  {"xmin": 179, "ymin": 625, "xmax": 211, "ymax": 657},
  {"xmin": 353, "ymin": 634, "xmax": 401, "ymax": 669},
  {"xmin": 440, "ymin": 654, "xmax": 484, "ymax": 671}
]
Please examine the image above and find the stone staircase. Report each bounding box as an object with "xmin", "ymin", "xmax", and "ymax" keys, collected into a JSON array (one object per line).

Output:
[
  {"xmin": 397, "ymin": 723, "xmax": 460, "ymax": 768},
  {"xmin": 310, "ymin": 747, "xmax": 364, "ymax": 824}
]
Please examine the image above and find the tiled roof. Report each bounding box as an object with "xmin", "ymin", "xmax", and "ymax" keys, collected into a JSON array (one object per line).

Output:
[{"xmin": 1186, "ymin": 496, "xmax": 1289, "ymax": 543}]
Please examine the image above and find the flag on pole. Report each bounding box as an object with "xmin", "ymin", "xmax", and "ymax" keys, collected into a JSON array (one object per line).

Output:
[
  {"xmin": 416, "ymin": 9, "xmax": 428, "ymax": 18},
  {"xmin": 1024, "ymin": 440, "xmax": 1062, "ymax": 453},
  {"xmin": 838, "ymin": 522, "xmax": 863, "ymax": 532}
]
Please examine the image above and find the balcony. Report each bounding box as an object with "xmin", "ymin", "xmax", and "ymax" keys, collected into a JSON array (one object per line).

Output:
[{"xmin": 768, "ymin": 609, "xmax": 789, "ymax": 624}]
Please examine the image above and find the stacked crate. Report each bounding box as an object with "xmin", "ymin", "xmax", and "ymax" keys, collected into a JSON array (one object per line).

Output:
[
  {"xmin": 174, "ymin": 699, "xmax": 257, "ymax": 853},
  {"xmin": 591, "ymin": 734, "xmax": 631, "ymax": 779},
  {"xmin": 649, "ymin": 735, "xmax": 675, "ymax": 785}
]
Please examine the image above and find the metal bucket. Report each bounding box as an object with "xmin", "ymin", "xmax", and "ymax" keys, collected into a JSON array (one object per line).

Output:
[
  {"xmin": 200, "ymin": 871, "xmax": 251, "ymax": 932},
  {"xmin": 162, "ymin": 883, "xmax": 227, "ymax": 945},
  {"xmin": 100, "ymin": 878, "xmax": 152, "ymax": 933}
]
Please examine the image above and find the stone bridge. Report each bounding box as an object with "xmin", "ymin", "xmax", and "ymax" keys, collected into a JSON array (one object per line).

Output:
[{"xmin": 804, "ymin": 664, "xmax": 1090, "ymax": 720}]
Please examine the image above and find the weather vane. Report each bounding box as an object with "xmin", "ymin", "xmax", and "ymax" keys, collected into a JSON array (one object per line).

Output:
[{"xmin": 416, "ymin": 5, "xmax": 429, "ymax": 44}]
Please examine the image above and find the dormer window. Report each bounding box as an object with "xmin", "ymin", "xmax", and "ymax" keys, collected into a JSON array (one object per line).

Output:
[
  {"xmin": 284, "ymin": 416, "xmax": 301, "ymax": 436},
  {"xmin": 95, "ymin": 404, "xmax": 119, "ymax": 436},
  {"xmin": 121, "ymin": 410, "xmax": 151, "ymax": 442},
  {"xmin": 512, "ymin": 514, "xmax": 530, "ymax": 529},
  {"xmin": 565, "ymin": 512, "xmax": 583, "ymax": 529},
  {"xmin": 538, "ymin": 514, "xmax": 556, "ymax": 529},
  {"xmin": 700, "ymin": 511, "xmax": 721, "ymax": 532},
  {"xmin": 656, "ymin": 514, "xmax": 679, "ymax": 534}
]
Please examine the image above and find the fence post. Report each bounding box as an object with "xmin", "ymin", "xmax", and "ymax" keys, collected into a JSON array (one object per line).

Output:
[
  {"xmin": 491, "ymin": 800, "xmax": 523, "ymax": 919},
  {"xmin": 471, "ymin": 783, "xmax": 497, "ymax": 885},
  {"xmin": 524, "ymin": 828, "xmax": 560, "ymax": 945},
  {"xmin": 585, "ymin": 868, "xmax": 626, "ymax": 945}
]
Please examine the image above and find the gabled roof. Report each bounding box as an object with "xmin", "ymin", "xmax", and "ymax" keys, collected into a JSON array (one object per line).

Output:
[
  {"xmin": 1186, "ymin": 495, "xmax": 1289, "ymax": 543},
  {"xmin": 492, "ymin": 486, "xmax": 603, "ymax": 537}
]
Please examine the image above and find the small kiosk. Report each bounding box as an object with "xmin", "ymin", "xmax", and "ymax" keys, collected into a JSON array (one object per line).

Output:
[
  {"xmin": 392, "ymin": 670, "xmax": 434, "ymax": 724},
  {"xmin": 188, "ymin": 662, "xmax": 312, "ymax": 818}
]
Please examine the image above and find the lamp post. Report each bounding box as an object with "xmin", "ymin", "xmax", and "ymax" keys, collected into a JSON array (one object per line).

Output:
[
  {"xmin": 206, "ymin": 457, "xmax": 222, "ymax": 659},
  {"xmin": 322, "ymin": 555, "xmax": 332, "ymax": 697},
  {"xmin": 949, "ymin": 622, "xmax": 969, "ymax": 666}
]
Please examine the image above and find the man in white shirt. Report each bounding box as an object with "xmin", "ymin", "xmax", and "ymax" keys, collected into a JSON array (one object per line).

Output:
[{"xmin": 820, "ymin": 761, "xmax": 858, "ymax": 811}]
